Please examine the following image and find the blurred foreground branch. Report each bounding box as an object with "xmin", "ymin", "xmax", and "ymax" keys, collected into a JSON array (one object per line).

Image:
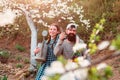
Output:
[{"xmin": 63, "ymin": 50, "xmax": 120, "ymax": 74}]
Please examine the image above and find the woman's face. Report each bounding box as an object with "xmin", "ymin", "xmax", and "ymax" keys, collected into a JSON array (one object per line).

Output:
[{"xmin": 49, "ymin": 25, "xmax": 59, "ymax": 39}]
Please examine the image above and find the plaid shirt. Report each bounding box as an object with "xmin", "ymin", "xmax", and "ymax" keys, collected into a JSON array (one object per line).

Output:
[{"xmin": 35, "ymin": 38, "xmax": 57, "ymax": 80}]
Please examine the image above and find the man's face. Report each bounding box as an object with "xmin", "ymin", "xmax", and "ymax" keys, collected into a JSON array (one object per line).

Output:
[
  {"xmin": 66, "ymin": 28, "xmax": 76, "ymax": 35},
  {"xmin": 66, "ymin": 28, "xmax": 76, "ymax": 42}
]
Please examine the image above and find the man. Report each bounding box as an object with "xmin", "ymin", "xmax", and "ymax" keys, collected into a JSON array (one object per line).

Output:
[{"xmin": 54, "ymin": 23, "xmax": 89, "ymax": 59}]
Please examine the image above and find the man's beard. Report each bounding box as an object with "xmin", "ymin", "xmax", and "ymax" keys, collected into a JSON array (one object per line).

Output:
[{"xmin": 67, "ymin": 33, "xmax": 76, "ymax": 43}]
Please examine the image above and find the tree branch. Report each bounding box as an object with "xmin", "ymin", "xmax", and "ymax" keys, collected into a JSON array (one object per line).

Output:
[{"xmin": 62, "ymin": 50, "xmax": 120, "ymax": 75}]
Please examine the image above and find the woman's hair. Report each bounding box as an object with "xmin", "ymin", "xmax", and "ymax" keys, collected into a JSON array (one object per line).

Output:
[
  {"xmin": 47, "ymin": 23, "xmax": 60, "ymax": 44},
  {"xmin": 50, "ymin": 23, "xmax": 61, "ymax": 33}
]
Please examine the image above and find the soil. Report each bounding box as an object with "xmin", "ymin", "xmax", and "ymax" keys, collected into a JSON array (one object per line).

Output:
[{"xmin": 0, "ymin": 35, "xmax": 120, "ymax": 80}]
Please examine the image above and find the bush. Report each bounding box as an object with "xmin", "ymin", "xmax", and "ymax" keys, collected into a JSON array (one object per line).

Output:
[
  {"xmin": 0, "ymin": 50, "xmax": 10, "ymax": 63},
  {"xmin": 15, "ymin": 44, "xmax": 25, "ymax": 52},
  {"xmin": 16, "ymin": 56, "xmax": 22, "ymax": 61},
  {"xmin": 16, "ymin": 63, "xmax": 23, "ymax": 68},
  {"xmin": 24, "ymin": 58, "xmax": 30, "ymax": 64}
]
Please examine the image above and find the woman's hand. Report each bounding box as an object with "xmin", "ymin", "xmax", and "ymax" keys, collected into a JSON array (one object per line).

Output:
[{"xmin": 34, "ymin": 47, "xmax": 40, "ymax": 55}]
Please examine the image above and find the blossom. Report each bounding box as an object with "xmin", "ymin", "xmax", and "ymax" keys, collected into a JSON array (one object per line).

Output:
[
  {"xmin": 41, "ymin": 76, "xmax": 49, "ymax": 80},
  {"xmin": 0, "ymin": 9, "xmax": 16, "ymax": 26},
  {"xmin": 45, "ymin": 61, "xmax": 65, "ymax": 76},
  {"xmin": 60, "ymin": 71, "xmax": 76, "ymax": 80},
  {"xmin": 65, "ymin": 60, "xmax": 78, "ymax": 71},
  {"xmin": 76, "ymin": 57, "xmax": 91, "ymax": 67},
  {"xmin": 98, "ymin": 41, "xmax": 110, "ymax": 50},
  {"xmin": 96, "ymin": 63, "xmax": 107, "ymax": 70},
  {"xmin": 73, "ymin": 43, "xmax": 87, "ymax": 53},
  {"xmin": 109, "ymin": 45, "xmax": 116, "ymax": 50},
  {"xmin": 60, "ymin": 68, "xmax": 88, "ymax": 80},
  {"xmin": 74, "ymin": 68, "xmax": 88, "ymax": 80}
]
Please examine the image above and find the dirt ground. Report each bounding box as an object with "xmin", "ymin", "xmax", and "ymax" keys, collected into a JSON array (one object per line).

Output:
[{"xmin": 0, "ymin": 36, "xmax": 120, "ymax": 80}]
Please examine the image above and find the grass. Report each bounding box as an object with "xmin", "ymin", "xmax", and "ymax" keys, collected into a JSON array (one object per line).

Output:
[
  {"xmin": 0, "ymin": 50, "xmax": 10, "ymax": 63},
  {"xmin": 16, "ymin": 63, "xmax": 23, "ymax": 68},
  {"xmin": 15, "ymin": 44, "xmax": 26, "ymax": 52}
]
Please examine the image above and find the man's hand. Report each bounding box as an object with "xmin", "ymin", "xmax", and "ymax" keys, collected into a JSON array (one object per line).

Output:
[{"xmin": 59, "ymin": 32, "xmax": 66, "ymax": 40}]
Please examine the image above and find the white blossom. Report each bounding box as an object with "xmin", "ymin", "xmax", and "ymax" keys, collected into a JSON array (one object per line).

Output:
[
  {"xmin": 61, "ymin": 16, "xmax": 66, "ymax": 20},
  {"xmin": 31, "ymin": 15, "xmax": 36, "ymax": 18},
  {"xmin": 0, "ymin": 9, "xmax": 16, "ymax": 26},
  {"xmin": 74, "ymin": 69, "xmax": 88, "ymax": 80},
  {"xmin": 91, "ymin": 40, "xmax": 95, "ymax": 43},
  {"xmin": 33, "ymin": 19, "xmax": 37, "ymax": 22},
  {"xmin": 30, "ymin": 9, "xmax": 39, "ymax": 14},
  {"xmin": 73, "ymin": 43, "xmax": 87, "ymax": 53},
  {"xmin": 67, "ymin": 0, "xmax": 73, "ymax": 2},
  {"xmin": 45, "ymin": 61, "xmax": 65, "ymax": 75},
  {"xmin": 35, "ymin": 14, "xmax": 41, "ymax": 18},
  {"xmin": 79, "ymin": 15, "xmax": 84, "ymax": 19},
  {"xmin": 96, "ymin": 30, "xmax": 100, "ymax": 35},
  {"xmin": 14, "ymin": 27, "xmax": 19, "ymax": 30},
  {"xmin": 38, "ymin": 20, "xmax": 43, "ymax": 23},
  {"xmin": 41, "ymin": 76, "xmax": 49, "ymax": 80},
  {"xmin": 65, "ymin": 60, "xmax": 78, "ymax": 71},
  {"xmin": 109, "ymin": 45, "xmax": 116, "ymax": 50},
  {"xmin": 97, "ymin": 63, "xmax": 107, "ymax": 70},
  {"xmin": 60, "ymin": 71, "xmax": 76, "ymax": 80},
  {"xmin": 67, "ymin": 17, "xmax": 73, "ymax": 20},
  {"xmin": 98, "ymin": 41, "xmax": 110, "ymax": 50},
  {"xmin": 77, "ymin": 57, "xmax": 91, "ymax": 67},
  {"xmin": 57, "ymin": 0, "xmax": 62, "ymax": 3}
]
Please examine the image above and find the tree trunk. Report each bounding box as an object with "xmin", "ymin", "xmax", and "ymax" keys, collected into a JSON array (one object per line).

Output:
[{"xmin": 22, "ymin": 9, "xmax": 37, "ymax": 71}]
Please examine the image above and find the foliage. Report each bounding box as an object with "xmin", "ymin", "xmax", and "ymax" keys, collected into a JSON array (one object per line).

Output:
[
  {"xmin": 0, "ymin": 0, "xmax": 120, "ymax": 79},
  {"xmin": 36, "ymin": 63, "xmax": 41, "ymax": 71},
  {"xmin": 0, "ymin": 50, "xmax": 10, "ymax": 58},
  {"xmin": 0, "ymin": 50, "xmax": 10, "ymax": 63},
  {"xmin": 15, "ymin": 44, "xmax": 26, "ymax": 52},
  {"xmin": 81, "ymin": 0, "xmax": 120, "ymax": 40},
  {"xmin": 43, "ymin": 56, "xmax": 113, "ymax": 80},
  {"xmin": 0, "ymin": 13, "xmax": 30, "ymax": 39},
  {"xmin": 41, "ymin": 18, "xmax": 115, "ymax": 80},
  {"xmin": 0, "ymin": 0, "xmax": 119, "ymax": 41},
  {"xmin": 48, "ymin": 74, "xmax": 61, "ymax": 80},
  {"xmin": 88, "ymin": 66, "xmax": 113, "ymax": 80},
  {"xmin": 72, "ymin": 43, "xmax": 87, "ymax": 59},
  {"xmin": 24, "ymin": 58, "xmax": 30, "ymax": 64},
  {"xmin": 0, "ymin": 0, "xmax": 91, "ymax": 41},
  {"xmin": 16, "ymin": 63, "xmax": 23, "ymax": 68},
  {"xmin": 88, "ymin": 18, "xmax": 105, "ymax": 54},
  {"xmin": 0, "ymin": 75, "xmax": 7, "ymax": 80},
  {"xmin": 16, "ymin": 56, "xmax": 22, "ymax": 61},
  {"xmin": 57, "ymin": 56, "xmax": 67, "ymax": 66},
  {"xmin": 111, "ymin": 34, "xmax": 120, "ymax": 50}
]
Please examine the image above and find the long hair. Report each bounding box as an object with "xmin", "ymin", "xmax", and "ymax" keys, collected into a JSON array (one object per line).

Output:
[{"xmin": 46, "ymin": 23, "xmax": 61, "ymax": 44}]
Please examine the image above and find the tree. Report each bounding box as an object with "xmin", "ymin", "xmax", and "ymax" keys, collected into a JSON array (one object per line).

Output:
[
  {"xmin": 0, "ymin": 0, "xmax": 90, "ymax": 71},
  {"xmin": 1, "ymin": 0, "xmax": 120, "ymax": 80}
]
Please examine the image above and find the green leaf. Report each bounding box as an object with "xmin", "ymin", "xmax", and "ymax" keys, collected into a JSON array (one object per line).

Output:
[
  {"xmin": 57, "ymin": 56, "xmax": 67, "ymax": 66},
  {"xmin": 111, "ymin": 34, "xmax": 120, "ymax": 50},
  {"xmin": 2, "ymin": 75, "xmax": 7, "ymax": 80},
  {"xmin": 104, "ymin": 66, "xmax": 113, "ymax": 78}
]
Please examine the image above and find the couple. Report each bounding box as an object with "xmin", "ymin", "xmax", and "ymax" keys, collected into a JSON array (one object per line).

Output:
[{"xmin": 35, "ymin": 23, "xmax": 88, "ymax": 80}]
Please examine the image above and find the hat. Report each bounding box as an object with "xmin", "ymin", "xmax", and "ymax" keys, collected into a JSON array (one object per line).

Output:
[{"xmin": 66, "ymin": 23, "xmax": 78, "ymax": 29}]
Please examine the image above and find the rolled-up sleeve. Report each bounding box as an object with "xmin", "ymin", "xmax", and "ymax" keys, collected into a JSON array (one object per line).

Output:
[{"xmin": 54, "ymin": 39, "xmax": 64, "ymax": 56}]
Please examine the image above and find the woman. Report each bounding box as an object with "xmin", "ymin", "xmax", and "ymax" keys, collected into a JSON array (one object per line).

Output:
[{"xmin": 35, "ymin": 23, "xmax": 60, "ymax": 80}]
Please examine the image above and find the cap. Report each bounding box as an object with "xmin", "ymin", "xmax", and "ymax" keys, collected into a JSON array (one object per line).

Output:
[{"xmin": 66, "ymin": 23, "xmax": 78, "ymax": 29}]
